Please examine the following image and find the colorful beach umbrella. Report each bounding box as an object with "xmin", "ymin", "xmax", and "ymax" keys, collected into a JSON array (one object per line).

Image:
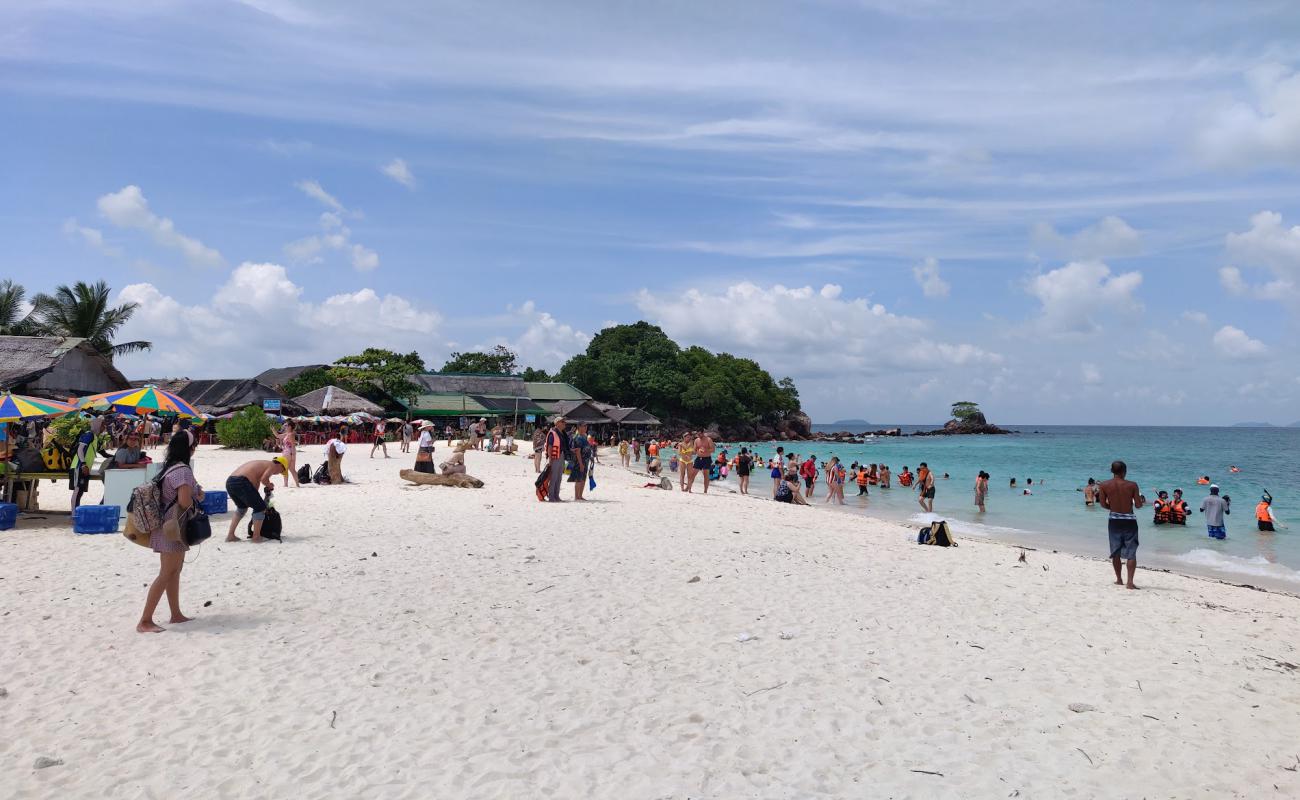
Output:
[
  {"xmin": 78, "ymin": 386, "xmax": 201, "ymax": 418},
  {"xmin": 0, "ymin": 392, "xmax": 78, "ymax": 422}
]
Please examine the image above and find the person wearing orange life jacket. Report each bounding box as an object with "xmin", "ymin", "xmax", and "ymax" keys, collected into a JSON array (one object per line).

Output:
[
  {"xmin": 1152, "ymin": 491, "xmax": 1171, "ymax": 525},
  {"xmin": 1196, "ymin": 475, "xmax": 1211, "ymax": 485},
  {"xmin": 855, "ymin": 467, "xmax": 869, "ymax": 496},
  {"xmin": 1257, "ymin": 493, "xmax": 1280, "ymax": 532},
  {"xmin": 898, "ymin": 466, "xmax": 914, "ymax": 487},
  {"xmin": 867, "ymin": 463, "xmax": 879, "ymax": 486},
  {"xmin": 541, "ymin": 419, "xmax": 570, "ymax": 502},
  {"xmin": 1167, "ymin": 489, "xmax": 1189, "ymax": 525}
]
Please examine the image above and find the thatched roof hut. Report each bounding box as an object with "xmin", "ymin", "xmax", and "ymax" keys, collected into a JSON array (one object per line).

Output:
[
  {"xmin": 292, "ymin": 385, "xmax": 384, "ymax": 416},
  {"xmin": 0, "ymin": 336, "xmax": 130, "ymax": 398}
]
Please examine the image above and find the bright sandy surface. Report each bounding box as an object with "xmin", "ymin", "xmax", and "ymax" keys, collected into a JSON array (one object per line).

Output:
[{"xmin": 4, "ymin": 442, "xmax": 1300, "ymax": 799}]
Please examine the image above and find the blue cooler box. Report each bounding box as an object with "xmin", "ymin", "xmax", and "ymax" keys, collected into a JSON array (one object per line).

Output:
[
  {"xmin": 0, "ymin": 502, "xmax": 17, "ymax": 531},
  {"xmin": 74, "ymin": 504, "xmax": 121, "ymax": 534},
  {"xmin": 200, "ymin": 491, "xmax": 228, "ymax": 515}
]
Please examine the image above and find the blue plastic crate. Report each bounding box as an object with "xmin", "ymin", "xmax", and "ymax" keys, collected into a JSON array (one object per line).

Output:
[
  {"xmin": 0, "ymin": 503, "xmax": 17, "ymax": 531},
  {"xmin": 74, "ymin": 504, "xmax": 121, "ymax": 534},
  {"xmin": 199, "ymin": 490, "xmax": 228, "ymax": 515}
]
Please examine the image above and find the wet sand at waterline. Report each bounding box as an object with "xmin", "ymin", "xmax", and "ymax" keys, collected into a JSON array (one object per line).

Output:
[{"xmin": 4, "ymin": 444, "xmax": 1300, "ymax": 798}]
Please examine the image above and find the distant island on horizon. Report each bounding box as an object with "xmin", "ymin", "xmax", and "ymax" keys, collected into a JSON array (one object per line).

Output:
[
  {"xmin": 827, "ymin": 418, "xmax": 873, "ymax": 427},
  {"xmin": 1233, "ymin": 422, "xmax": 1278, "ymax": 428}
]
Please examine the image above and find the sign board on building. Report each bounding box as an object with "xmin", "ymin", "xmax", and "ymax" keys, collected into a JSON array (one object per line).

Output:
[
  {"xmin": 525, "ymin": 414, "xmax": 536, "ymax": 423},
  {"xmin": 262, "ymin": 398, "xmax": 282, "ymax": 412}
]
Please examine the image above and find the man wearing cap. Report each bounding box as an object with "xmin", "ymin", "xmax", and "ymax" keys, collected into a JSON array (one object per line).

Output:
[
  {"xmin": 224, "ymin": 456, "xmax": 289, "ymax": 543},
  {"xmin": 1200, "ymin": 484, "xmax": 1229, "ymax": 540},
  {"xmin": 544, "ymin": 418, "xmax": 570, "ymax": 502},
  {"xmin": 471, "ymin": 417, "xmax": 488, "ymax": 451}
]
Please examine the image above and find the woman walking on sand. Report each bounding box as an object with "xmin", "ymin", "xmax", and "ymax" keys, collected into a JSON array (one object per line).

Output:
[
  {"xmin": 279, "ymin": 420, "xmax": 300, "ymax": 488},
  {"xmin": 138, "ymin": 430, "xmax": 202, "ymax": 633},
  {"xmin": 974, "ymin": 471, "xmax": 989, "ymax": 513}
]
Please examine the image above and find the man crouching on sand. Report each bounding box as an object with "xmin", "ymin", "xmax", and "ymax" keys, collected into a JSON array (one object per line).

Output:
[
  {"xmin": 225, "ymin": 457, "xmax": 288, "ymax": 543},
  {"xmin": 1098, "ymin": 459, "xmax": 1146, "ymax": 590}
]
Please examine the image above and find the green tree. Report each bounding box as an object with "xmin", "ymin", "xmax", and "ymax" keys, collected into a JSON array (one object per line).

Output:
[
  {"xmin": 332, "ymin": 348, "xmax": 427, "ymax": 404},
  {"xmin": 30, "ymin": 280, "xmax": 151, "ymax": 357},
  {"xmin": 441, "ymin": 345, "xmax": 518, "ymax": 375},
  {"xmin": 519, "ymin": 366, "xmax": 552, "ymax": 382},
  {"xmin": 0, "ymin": 280, "xmax": 35, "ymax": 335},
  {"xmin": 215, "ymin": 405, "xmax": 277, "ymax": 449},
  {"xmin": 555, "ymin": 321, "xmax": 800, "ymax": 428},
  {"xmin": 951, "ymin": 401, "xmax": 981, "ymax": 421},
  {"xmin": 281, "ymin": 367, "xmax": 336, "ymax": 399}
]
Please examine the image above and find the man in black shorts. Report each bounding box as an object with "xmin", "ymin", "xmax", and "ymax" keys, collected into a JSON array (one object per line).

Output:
[
  {"xmin": 225, "ymin": 457, "xmax": 288, "ymax": 543},
  {"xmin": 1098, "ymin": 459, "xmax": 1146, "ymax": 589},
  {"xmin": 370, "ymin": 419, "xmax": 390, "ymax": 459}
]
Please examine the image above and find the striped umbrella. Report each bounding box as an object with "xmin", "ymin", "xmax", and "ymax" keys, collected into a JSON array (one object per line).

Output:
[
  {"xmin": 78, "ymin": 386, "xmax": 201, "ymax": 418},
  {"xmin": 0, "ymin": 392, "xmax": 78, "ymax": 422}
]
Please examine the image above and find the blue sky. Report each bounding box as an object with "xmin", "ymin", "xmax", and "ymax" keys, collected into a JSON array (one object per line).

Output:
[{"xmin": 3, "ymin": 1, "xmax": 1299, "ymax": 424}]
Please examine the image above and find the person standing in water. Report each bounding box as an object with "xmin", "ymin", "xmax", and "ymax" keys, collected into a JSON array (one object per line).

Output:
[
  {"xmin": 1200, "ymin": 484, "xmax": 1229, "ymax": 540},
  {"xmin": 1098, "ymin": 459, "xmax": 1145, "ymax": 590},
  {"xmin": 1256, "ymin": 493, "xmax": 1283, "ymax": 532},
  {"xmin": 916, "ymin": 463, "xmax": 936, "ymax": 513},
  {"xmin": 1083, "ymin": 478, "xmax": 1099, "ymax": 506},
  {"xmin": 974, "ymin": 471, "xmax": 988, "ymax": 513},
  {"xmin": 824, "ymin": 456, "xmax": 846, "ymax": 505}
]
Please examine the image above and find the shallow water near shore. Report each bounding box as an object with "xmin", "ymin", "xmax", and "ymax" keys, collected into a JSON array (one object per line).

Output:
[{"xmin": 686, "ymin": 425, "xmax": 1299, "ymax": 591}]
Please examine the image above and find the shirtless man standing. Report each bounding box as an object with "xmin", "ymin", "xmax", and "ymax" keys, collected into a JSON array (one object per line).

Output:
[
  {"xmin": 688, "ymin": 431, "xmax": 715, "ymax": 493},
  {"xmin": 1098, "ymin": 460, "xmax": 1146, "ymax": 590}
]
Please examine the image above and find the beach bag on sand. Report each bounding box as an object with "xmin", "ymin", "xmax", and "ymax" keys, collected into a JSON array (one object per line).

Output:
[
  {"xmin": 249, "ymin": 506, "xmax": 282, "ymax": 540},
  {"xmin": 775, "ymin": 482, "xmax": 793, "ymax": 503},
  {"xmin": 296, "ymin": 464, "xmax": 311, "ymax": 484},
  {"xmin": 313, "ymin": 462, "xmax": 331, "ymax": 485},
  {"xmin": 534, "ymin": 470, "xmax": 549, "ymax": 501},
  {"xmin": 917, "ymin": 520, "xmax": 956, "ymax": 547}
]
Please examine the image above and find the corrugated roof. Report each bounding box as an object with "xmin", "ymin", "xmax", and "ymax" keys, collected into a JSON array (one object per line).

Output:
[
  {"xmin": 175, "ymin": 379, "xmax": 301, "ymax": 415},
  {"xmin": 0, "ymin": 335, "xmax": 130, "ymax": 394},
  {"xmin": 525, "ymin": 381, "xmax": 591, "ymax": 402},
  {"xmin": 550, "ymin": 399, "xmax": 613, "ymax": 424},
  {"xmin": 292, "ymin": 385, "xmax": 384, "ymax": 415},
  {"xmin": 255, "ymin": 364, "xmax": 329, "ymax": 389},
  {"xmin": 470, "ymin": 395, "xmax": 548, "ymax": 415},
  {"xmin": 415, "ymin": 373, "xmax": 530, "ymax": 396},
  {"xmin": 593, "ymin": 402, "xmax": 662, "ymax": 425}
]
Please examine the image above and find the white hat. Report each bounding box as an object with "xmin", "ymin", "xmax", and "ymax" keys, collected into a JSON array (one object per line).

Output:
[{"xmin": 418, "ymin": 420, "xmax": 435, "ymax": 430}]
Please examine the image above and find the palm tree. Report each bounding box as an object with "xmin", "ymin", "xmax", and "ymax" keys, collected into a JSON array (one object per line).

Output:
[
  {"xmin": 0, "ymin": 279, "xmax": 34, "ymax": 334},
  {"xmin": 30, "ymin": 280, "xmax": 151, "ymax": 358}
]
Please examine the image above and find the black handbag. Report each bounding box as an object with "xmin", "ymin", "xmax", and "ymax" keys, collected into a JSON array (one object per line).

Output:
[{"xmin": 183, "ymin": 508, "xmax": 212, "ymax": 546}]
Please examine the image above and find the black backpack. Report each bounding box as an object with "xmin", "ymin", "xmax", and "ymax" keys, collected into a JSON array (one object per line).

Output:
[
  {"xmin": 248, "ymin": 506, "xmax": 282, "ymax": 540},
  {"xmin": 313, "ymin": 463, "xmax": 331, "ymax": 485},
  {"xmin": 296, "ymin": 464, "xmax": 311, "ymax": 484}
]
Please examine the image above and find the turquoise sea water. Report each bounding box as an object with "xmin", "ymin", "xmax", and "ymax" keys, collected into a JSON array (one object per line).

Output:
[{"xmin": 685, "ymin": 426, "xmax": 1300, "ymax": 591}]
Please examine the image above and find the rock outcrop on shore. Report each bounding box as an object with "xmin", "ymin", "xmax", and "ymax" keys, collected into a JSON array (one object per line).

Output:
[{"xmin": 662, "ymin": 410, "xmax": 815, "ymax": 442}]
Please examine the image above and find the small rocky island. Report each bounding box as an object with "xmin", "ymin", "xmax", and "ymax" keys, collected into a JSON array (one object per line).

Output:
[{"xmin": 914, "ymin": 401, "xmax": 1014, "ymax": 436}]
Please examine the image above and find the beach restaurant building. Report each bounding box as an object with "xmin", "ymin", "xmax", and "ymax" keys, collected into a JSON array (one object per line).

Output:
[{"xmin": 401, "ymin": 373, "xmax": 661, "ymax": 434}]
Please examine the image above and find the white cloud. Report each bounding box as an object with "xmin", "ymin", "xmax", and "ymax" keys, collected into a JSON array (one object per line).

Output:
[
  {"xmin": 350, "ymin": 244, "xmax": 380, "ymax": 272},
  {"xmin": 635, "ymin": 281, "xmax": 1000, "ymax": 379},
  {"xmin": 1031, "ymin": 216, "xmax": 1141, "ymax": 260},
  {"xmin": 1220, "ymin": 211, "xmax": 1300, "ymax": 301},
  {"xmin": 283, "ymin": 209, "xmax": 380, "ymax": 272},
  {"xmin": 1026, "ymin": 260, "xmax": 1143, "ymax": 335},
  {"xmin": 1198, "ymin": 65, "xmax": 1300, "ymax": 167},
  {"xmin": 1212, "ymin": 324, "xmax": 1267, "ymax": 359},
  {"xmin": 96, "ymin": 185, "xmax": 223, "ymax": 268},
  {"xmin": 61, "ymin": 217, "xmax": 121, "ymax": 256},
  {"xmin": 912, "ymin": 256, "xmax": 950, "ymax": 298},
  {"xmin": 114, "ymin": 262, "xmax": 440, "ymax": 377},
  {"xmin": 1181, "ymin": 310, "xmax": 1209, "ymax": 325},
  {"xmin": 295, "ymin": 179, "xmax": 344, "ymax": 212},
  {"xmin": 380, "ymin": 158, "xmax": 415, "ymax": 188},
  {"xmin": 1081, "ymin": 362, "xmax": 1102, "ymax": 385},
  {"xmin": 507, "ymin": 301, "xmax": 590, "ymax": 370}
]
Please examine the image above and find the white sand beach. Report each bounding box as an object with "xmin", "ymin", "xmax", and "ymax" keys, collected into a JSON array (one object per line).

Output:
[{"xmin": 5, "ymin": 443, "xmax": 1300, "ymax": 799}]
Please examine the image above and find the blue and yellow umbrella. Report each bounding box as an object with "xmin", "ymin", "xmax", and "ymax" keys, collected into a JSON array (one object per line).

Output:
[{"xmin": 0, "ymin": 392, "xmax": 78, "ymax": 422}]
